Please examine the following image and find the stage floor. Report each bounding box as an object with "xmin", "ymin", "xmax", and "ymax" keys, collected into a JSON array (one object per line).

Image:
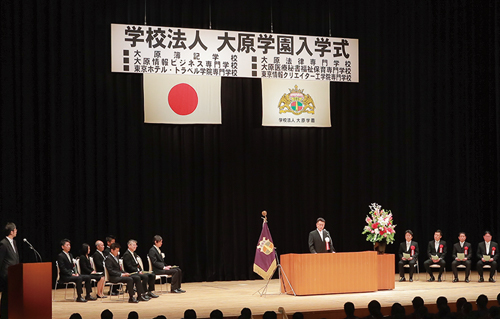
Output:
[{"xmin": 47, "ymin": 272, "xmax": 499, "ymax": 319}]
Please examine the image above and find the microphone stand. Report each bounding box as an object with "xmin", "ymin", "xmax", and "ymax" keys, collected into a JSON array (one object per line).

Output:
[{"xmin": 25, "ymin": 240, "xmax": 43, "ymax": 262}]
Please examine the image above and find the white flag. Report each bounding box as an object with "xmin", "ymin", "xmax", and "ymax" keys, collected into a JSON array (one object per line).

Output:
[
  {"xmin": 143, "ymin": 74, "xmax": 221, "ymax": 124},
  {"xmin": 262, "ymin": 78, "xmax": 330, "ymax": 127}
]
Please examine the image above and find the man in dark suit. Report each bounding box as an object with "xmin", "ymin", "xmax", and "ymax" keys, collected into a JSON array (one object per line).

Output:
[
  {"xmin": 398, "ymin": 229, "xmax": 419, "ymax": 282},
  {"xmin": 476, "ymin": 231, "xmax": 498, "ymax": 282},
  {"xmin": 56, "ymin": 239, "xmax": 95, "ymax": 302},
  {"xmin": 451, "ymin": 232, "xmax": 472, "ymax": 282},
  {"xmin": 423, "ymin": 229, "xmax": 447, "ymax": 282},
  {"xmin": 148, "ymin": 235, "xmax": 185, "ymax": 293},
  {"xmin": 122, "ymin": 239, "xmax": 158, "ymax": 299},
  {"xmin": 0, "ymin": 222, "xmax": 20, "ymax": 318},
  {"xmin": 308, "ymin": 218, "xmax": 336, "ymax": 254},
  {"xmin": 92, "ymin": 240, "xmax": 106, "ymax": 273},
  {"xmin": 104, "ymin": 242, "xmax": 147, "ymax": 303},
  {"xmin": 103, "ymin": 235, "xmax": 115, "ymax": 257}
]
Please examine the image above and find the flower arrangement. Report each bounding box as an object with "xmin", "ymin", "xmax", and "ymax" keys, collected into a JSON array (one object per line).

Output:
[{"xmin": 362, "ymin": 203, "xmax": 396, "ymax": 244}]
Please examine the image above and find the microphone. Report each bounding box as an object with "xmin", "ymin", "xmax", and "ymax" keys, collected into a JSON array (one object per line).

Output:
[{"xmin": 23, "ymin": 238, "xmax": 42, "ymax": 262}]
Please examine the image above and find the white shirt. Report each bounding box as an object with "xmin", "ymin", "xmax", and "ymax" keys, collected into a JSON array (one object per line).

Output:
[
  {"xmin": 6, "ymin": 237, "xmax": 15, "ymax": 253},
  {"xmin": 460, "ymin": 242, "xmax": 464, "ymax": 248},
  {"xmin": 317, "ymin": 229, "xmax": 324, "ymax": 241},
  {"xmin": 435, "ymin": 241, "xmax": 440, "ymax": 252},
  {"xmin": 486, "ymin": 241, "xmax": 490, "ymax": 254},
  {"xmin": 406, "ymin": 241, "xmax": 411, "ymax": 251}
]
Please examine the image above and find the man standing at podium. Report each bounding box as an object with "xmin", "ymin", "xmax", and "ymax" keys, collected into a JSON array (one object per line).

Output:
[
  {"xmin": 0, "ymin": 222, "xmax": 20, "ymax": 318},
  {"xmin": 308, "ymin": 218, "xmax": 335, "ymax": 253}
]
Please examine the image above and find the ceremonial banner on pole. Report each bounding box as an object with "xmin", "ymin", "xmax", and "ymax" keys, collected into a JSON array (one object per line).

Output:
[
  {"xmin": 143, "ymin": 73, "xmax": 221, "ymax": 124},
  {"xmin": 262, "ymin": 78, "xmax": 331, "ymax": 127},
  {"xmin": 253, "ymin": 220, "xmax": 277, "ymax": 280}
]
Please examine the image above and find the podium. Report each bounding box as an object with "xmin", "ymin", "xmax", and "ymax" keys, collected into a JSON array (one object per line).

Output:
[
  {"xmin": 8, "ymin": 262, "xmax": 52, "ymax": 319},
  {"xmin": 280, "ymin": 252, "xmax": 395, "ymax": 295}
]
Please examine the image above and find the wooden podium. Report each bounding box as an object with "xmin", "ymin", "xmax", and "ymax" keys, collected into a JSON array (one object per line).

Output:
[
  {"xmin": 280, "ymin": 252, "xmax": 395, "ymax": 295},
  {"xmin": 8, "ymin": 262, "xmax": 52, "ymax": 319}
]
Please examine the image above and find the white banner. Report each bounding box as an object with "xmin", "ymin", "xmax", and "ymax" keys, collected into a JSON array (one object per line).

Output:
[
  {"xmin": 112, "ymin": 24, "xmax": 358, "ymax": 82},
  {"xmin": 143, "ymin": 74, "xmax": 221, "ymax": 124},
  {"xmin": 262, "ymin": 78, "xmax": 330, "ymax": 127}
]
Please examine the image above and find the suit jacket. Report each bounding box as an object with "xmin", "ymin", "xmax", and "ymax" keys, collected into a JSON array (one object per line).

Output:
[
  {"xmin": 103, "ymin": 247, "xmax": 111, "ymax": 257},
  {"xmin": 426, "ymin": 240, "xmax": 447, "ymax": 259},
  {"xmin": 92, "ymin": 250, "xmax": 106, "ymax": 273},
  {"xmin": 105, "ymin": 254, "xmax": 124, "ymax": 279},
  {"xmin": 79, "ymin": 255, "xmax": 95, "ymax": 275},
  {"xmin": 398, "ymin": 241, "xmax": 419, "ymax": 260},
  {"xmin": 57, "ymin": 251, "xmax": 77, "ymax": 279},
  {"xmin": 122, "ymin": 249, "xmax": 143, "ymax": 273},
  {"xmin": 148, "ymin": 246, "xmax": 166, "ymax": 272},
  {"xmin": 308, "ymin": 229, "xmax": 335, "ymax": 253},
  {"xmin": 0, "ymin": 237, "xmax": 20, "ymax": 289},
  {"xmin": 477, "ymin": 241, "xmax": 499, "ymax": 261},
  {"xmin": 452, "ymin": 242, "xmax": 472, "ymax": 260}
]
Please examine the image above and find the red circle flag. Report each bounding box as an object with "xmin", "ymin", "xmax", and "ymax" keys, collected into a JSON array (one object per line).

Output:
[{"xmin": 168, "ymin": 83, "xmax": 198, "ymax": 115}]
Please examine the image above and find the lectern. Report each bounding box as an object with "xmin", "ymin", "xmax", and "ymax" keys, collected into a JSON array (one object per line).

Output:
[{"xmin": 8, "ymin": 262, "xmax": 52, "ymax": 319}]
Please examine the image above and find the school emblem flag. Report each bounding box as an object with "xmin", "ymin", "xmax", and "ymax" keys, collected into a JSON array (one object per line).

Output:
[
  {"xmin": 253, "ymin": 220, "xmax": 277, "ymax": 280},
  {"xmin": 262, "ymin": 78, "xmax": 330, "ymax": 127}
]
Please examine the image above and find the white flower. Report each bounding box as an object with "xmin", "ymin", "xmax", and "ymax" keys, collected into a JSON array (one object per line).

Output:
[{"xmin": 374, "ymin": 229, "xmax": 380, "ymax": 235}]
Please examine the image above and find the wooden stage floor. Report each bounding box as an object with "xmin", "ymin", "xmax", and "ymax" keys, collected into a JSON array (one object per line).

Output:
[{"xmin": 46, "ymin": 272, "xmax": 500, "ymax": 319}]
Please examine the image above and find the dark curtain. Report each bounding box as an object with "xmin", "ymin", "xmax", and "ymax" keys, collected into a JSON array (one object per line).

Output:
[{"xmin": 1, "ymin": 0, "xmax": 499, "ymax": 282}]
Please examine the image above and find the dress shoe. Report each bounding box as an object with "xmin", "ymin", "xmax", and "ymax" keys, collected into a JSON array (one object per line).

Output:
[
  {"xmin": 85, "ymin": 295, "xmax": 97, "ymax": 301},
  {"xmin": 399, "ymin": 277, "xmax": 406, "ymax": 282},
  {"xmin": 141, "ymin": 294, "xmax": 151, "ymax": 300},
  {"xmin": 489, "ymin": 277, "xmax": 496, "ymax": 282},
  {"xmin": 97, "ymin": 295, "xmax": 107, "ymax": 299},
  {"xmin": 465, "ymin": 278, "xmax": 470, "ymax": 283},
  {"xmin": 409, "ymin": 278, "xmax": 413, "ymax": 282},
  {"xmin": 76, "ymin": 297, "xmax": 87, "ymax": 302},
  {"xmin": 172, "ymin": 289, "xmax": 185, "ymax": 293},
  {"xmin": 437, "ymin": 276, "xmax": 442, "ymax": 282},
  {"xmin": 452, "ymin": 278, "xmax": 458, "ymax": 283},
  {"xmin": 138, "ymin": 295, "xmax": 150, "ymax": 301},
  {"xmin": 427, "ymin": 276, "xmax": 435, "ymax": 282},
  {"xmin": 478, "ymin": 277, "xmax": 484, "ymax": 282},
  {"xmin": 176, "ymin": 288, "xmax": 186, "ymax": 293},
  {"xmin": 148, "ymin": 291, "xmax": 159, "ymax": 298},
  {"xmin": 129, "ymin": 297, "xmax": 139, "ymax": 303}
]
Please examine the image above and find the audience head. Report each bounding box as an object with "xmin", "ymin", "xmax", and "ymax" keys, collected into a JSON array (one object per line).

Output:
[
  {"xmin": 81, "ymin": 243, "xmax": 91, "ymax": 256},
  {"xmin": 497, "ymin": 293, "xmax": 500, "ymax": 306},
  {"xmin": 263, "ymin": 311, "xmax": 277, "ymax": 319},
  {"xmin": 476, "ymin": 294, "xmax": 488, "ymax": 309},
  {"xmin": 344, "ymin": 302, "xmax": 356, "ymax": 317},
  {"xmin": 416, "ymin": 306, "xmax": 429, "ymax": 319},
  {"xmin": 436, "ymin": 296, "xmax": 448, "ymax": 308},
  {"xmin": 368, "ymin": 300, "xmax": 382, "ymax": 316},
  {"xmin": 490, "ymin": 307, "xmax": 500, "ymax": 319},
  {"xmin": 128, "ymin": 311, "xmax": 139, "ymax": 319},
  {"xmin": 240, "ymin": 308, "xmax": 252, "ymax": 319},
  {"xmin": 210, "ymin": 309, "xmax": 224, "ymax": 319},
  {"xmin": 153, "ymin": 316, "xmax": 167, "ymax": 319},
  {"xmin": 95, "ymin": 240, "xmax": 105, "ymax": 252},
  {"xmin": 101, "ymin": 309, "xmax": 113, "ymax": 319},
  {"xmin": 106, "ymin": 235, "xmax": 116, "ymax": 247},
  {"xmin": 184, "ymin": 309, "xmax": 197, "ymax": 319},
  {"xmin": 391, "ymin": 303, "xmax": 406, "ymax": 318},
  {"xmin": 456, "ymin": 297, "xmax": 467, "ymax": 313},
  {"xmin": 292, "ymin": 312, "xmax": 304, "ymax": 319},
  {"xmin": 437, "ymin": 305, "xmax": 450, "ymax": 319},
  {"xmin": 69, "ymin": 314, "xmax": 83, "ymax": 319},
  {"xmin": 4, "ymin": 222, "xmax": 17, "ymax": 237},
  {"xmin": 462, "ymin": 303, "xmax": 473, "ymax": 315},
  {"xmin": 412, "ymin": 296, "xmax": 425, "ymax": 310}
]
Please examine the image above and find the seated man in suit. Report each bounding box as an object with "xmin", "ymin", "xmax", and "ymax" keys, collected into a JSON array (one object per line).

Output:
[
  {"xmin": 105, "ymin": 242, "xmax": 148, "ymax": 303},
  {"xmin": 103, "ymin": 235, "xmax": 115, "ymax": 257},
  {"xmin": 122, "ymin": 239, "xmax": 158, "ymax": 299},
  {"xmin": 92, "ymin": 240, "xmax": 106, "ymax": 273},
  {"xmin": 476, "ymin": 231, "xmax": 498, "ymax": 282},
  {"xmin": 423, "ymin": 229, "xmax": 447, "ymax": 282},
  {"xmin": 148, "ymin": 235, "xmax": 185, "ymax": 293},
  {"xmin": 308, "ymin": 218, "xmax": 335, "ymax": 254},
  {"xmin": 57, "ymin": 239, "xmax": 95, "ymax": 302},
  {"xmin": 451, "ymin": 232, "xmax": 472, "ymax": 282},
  {"xmin": 398, "ymin": 230, "xmax": 419, "ymax": 282}
]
